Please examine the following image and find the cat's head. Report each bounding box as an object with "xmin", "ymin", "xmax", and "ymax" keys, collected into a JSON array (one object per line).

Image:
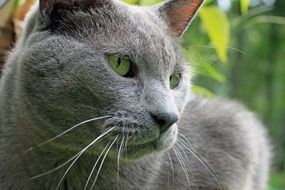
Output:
[{"xmin": 18, "ymin": 0, "xmax": 204, "ymax": 159}]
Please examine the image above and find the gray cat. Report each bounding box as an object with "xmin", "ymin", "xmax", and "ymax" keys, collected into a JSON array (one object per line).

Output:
[{"xmin": 0, "ymin": 0, "xmax": 271, "ymax": 189}]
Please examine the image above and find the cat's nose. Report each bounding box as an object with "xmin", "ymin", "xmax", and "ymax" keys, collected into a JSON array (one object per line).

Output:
[{"xmin": 151, "ymin": 112, "xmax": 179, "ymax": 134}]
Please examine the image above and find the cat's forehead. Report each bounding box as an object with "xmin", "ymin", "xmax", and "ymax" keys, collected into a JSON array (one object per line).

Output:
[{"xmin": 55, "ymin": 3, "xmax": 181, "ymax": 68}]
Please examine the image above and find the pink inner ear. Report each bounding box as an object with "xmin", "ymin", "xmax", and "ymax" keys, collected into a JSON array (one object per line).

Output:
[{"xmin": 167, "ymin": 0, "xmax": 204, "ymax": 36}]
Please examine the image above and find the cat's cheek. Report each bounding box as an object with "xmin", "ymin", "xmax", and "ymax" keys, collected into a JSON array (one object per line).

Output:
[{"xmin": 157, "ymin": 124, "xmax": 178, "ymax": 151}]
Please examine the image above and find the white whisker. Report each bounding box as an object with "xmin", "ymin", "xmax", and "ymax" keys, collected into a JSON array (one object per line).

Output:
[
  {"xmin": 117, "ymin": 135, "xmax": 125, "ymax": 190},
  {"xmin": 178, "ymin": 133, "xmax": 225, "ymax": 190},
  {"xmin": 26, "ymin": 127, "xmax": 115, "ymax": 182},
  {"xmin": 54, "ymin": 127, "xmax": 116, "ymax": 190},
  {"xmin": 167, "ymin": 151, "xmax": 175, "ymax": 189},
  {"xmin": 173, "ymin": 146, "xmax": 191, "ymax": 189},
  {"xmin": 90, "ymin": 135, "xmax": 119, "ymax": 190},
  {"xmin": 178, "ymin": 133, "xmax": 221, "ymax": 178},
  {"xmin": 124, "ymin": 128, "xmax": 131, "ymax": 158},
  {"xmin": 25, "ymin": 116, "xmax": 111, "ymax": 152},
  {"xmin": 191, "ymin": 45, "xmax": 247, "ymax": 54},
  {"xmin": 83, "ymin": 142, "xmax": 111, "ymax": 190},
  {"xmin": 176, "ymin": 141, "xmax": 198, "ymax": 190}
]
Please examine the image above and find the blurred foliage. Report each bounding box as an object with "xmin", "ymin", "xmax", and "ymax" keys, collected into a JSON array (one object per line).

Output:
[
  {"xmin": 199, "ymin": 6, "xmax": 230, "ymax": 63},
  {"xmin": 0, "ymin": 0, "xmax": 284, "ymax": 189},
  {"xmin": 241, "ymin": 0, "xmax": 250, "ymax": 14},
  {"xmin": 269, "ymin": 172, "xmax": 285, "ymax": 190}
]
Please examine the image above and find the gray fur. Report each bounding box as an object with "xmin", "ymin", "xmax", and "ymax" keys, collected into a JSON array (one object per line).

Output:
[{"xmin": 0, "ymin": 0, "xmax": 270, "ymax": 189}]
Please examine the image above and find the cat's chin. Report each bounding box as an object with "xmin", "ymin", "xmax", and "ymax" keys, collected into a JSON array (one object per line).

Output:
[
  {"xmin": 119, "ymin": 125, "xmax": 178, "ymax": 161},
  {"xmin": 157, "ymin": 124, "xmax": 178, "ymax": 150}
]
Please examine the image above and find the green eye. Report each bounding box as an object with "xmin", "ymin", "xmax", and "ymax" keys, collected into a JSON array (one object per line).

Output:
[
  {"xmin": 170, "ymin": 73, "xmax": 181, "ymax": 89},
  {"xmin": 108, "ymin": 54, "xmax": 133, "ymax": 77}
]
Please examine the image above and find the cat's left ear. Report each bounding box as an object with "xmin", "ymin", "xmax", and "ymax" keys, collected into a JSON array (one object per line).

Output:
[{"xmin": 157, "ymin": 0, "xmax": 205, "ymax": 37}]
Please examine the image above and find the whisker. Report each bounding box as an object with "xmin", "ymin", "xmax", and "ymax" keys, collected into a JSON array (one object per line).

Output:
[
  {"xmin": 178, "ymin": 133, "xmax": 221, "ymax": 179},
  {"xmin": 178, "ymin": 133, "xmax": 225, "ymax": 190},
  {"xmin": 176, "ymin": 141, "xmax": 198, "ymax": 190},
  {"xmin": 83, "ymin": 142, "xmax": 111, "ymax": 190},
  {"xmin": 191, "ymin": 45, "xmax": 247, "ymax": 54},
  {"xmin": 25, "ymin": 116, "xmax": 111, "ymax": 152},
  {"xmin": 54, "ymin": 127, "xmax": 115, "ymax": 190},
  {"xmin": 117, "ymin": 135, "xmax": 125, "ymax": 190},
  {"xmin": 26, "ymin": 127, "xmax": 115, "ymax": 181},
  {"xmin": 167, "ymin": 151, "xmax": 175, "ymax": 189},
  {"xmin": 26, "ymin": 151, "xmax": 81, "ymax": 181},
  {"xmin": 173, "ymin": 146, "xmax": 191, "ymax": 189},
  {"xmin": 123, "ymin": 128, "xmax": 130, "ymax": 158},
  {"xmin": 90, "ymin": 135, "xmax": 119, "ymax": 190},
  {"xmin": 54, "ymin": 127, "xmax": 116, "ymax": 190}
]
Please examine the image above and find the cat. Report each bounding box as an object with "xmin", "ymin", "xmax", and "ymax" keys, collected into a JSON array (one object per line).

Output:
[{"xmin": 0, "ymin": 0, "xmax": 271, "ymax": 189}]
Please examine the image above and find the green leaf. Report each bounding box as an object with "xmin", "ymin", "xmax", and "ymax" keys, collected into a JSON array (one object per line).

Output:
[
  {"xmin": 196, "ymin": 59, "xmax": 225, "ymax": 82},
  {"xmin": 123, "ymin": 0, "xmax": 140, "ymax": 4},
  {"xmin": 139, "ymin": 0, "xmax": 163, "ymax": 6},
  {"xmin": 192, "ymin": 85, "xmax": 215, "ymax": 97},
  {"xmin": 240, "ymin": 0, "xmax": 250, "ymax": 15},
  {"xmin": 204, "ymin": 0, "xmax": 214, "ymax": 5},
  {"xmin": 199, "ymin": 6, "xmax": 230, "ymax": 63}
]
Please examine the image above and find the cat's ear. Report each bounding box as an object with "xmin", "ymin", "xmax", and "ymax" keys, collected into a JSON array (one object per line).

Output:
[
  {"xmin": 39, "ymin": 0, "xmax": 107, "ymax": 17},
  {"xmin": 157, "ymin": 0, "xmax": 205, "ymax": 37}
]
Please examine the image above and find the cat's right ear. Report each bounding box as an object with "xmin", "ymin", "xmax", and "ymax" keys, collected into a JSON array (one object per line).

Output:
[{"xmin": 157, "ymin": 0, "xmax": 205, "ymax": 37}]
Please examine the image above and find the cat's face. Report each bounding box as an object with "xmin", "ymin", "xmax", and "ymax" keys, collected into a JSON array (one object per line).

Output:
[{"xmin": 19, "ymin": 0, "xmax": 203, "ymax": 159}]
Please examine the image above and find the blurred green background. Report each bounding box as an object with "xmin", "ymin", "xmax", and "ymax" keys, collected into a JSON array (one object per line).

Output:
[{"xmin": 0, "ymin": 0, "xmax": 284, "ymax": 189}]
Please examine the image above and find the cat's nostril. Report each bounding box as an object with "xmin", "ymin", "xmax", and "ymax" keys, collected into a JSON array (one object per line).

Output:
[{"xmin": 151, "ymin": 113, "xmax": 179, "ymax": 134}]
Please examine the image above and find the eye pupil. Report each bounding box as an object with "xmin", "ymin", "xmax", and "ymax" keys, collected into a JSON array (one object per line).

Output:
[
  {"xmin": 170, "ymin": 73, "xmax": 181, "ymax": 89},
  {"xmin": 108, "ymin": 54, "xmax": 133, "ymax": 77},
  {"xmin": 117, "ymin": 57, "xmax": 121, "ymax": 68}
]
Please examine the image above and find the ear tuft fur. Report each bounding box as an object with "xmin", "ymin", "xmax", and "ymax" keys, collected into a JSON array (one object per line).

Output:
[{"xmin": 158, "ymin": 0, "xmax": 205, "ymax": 37}]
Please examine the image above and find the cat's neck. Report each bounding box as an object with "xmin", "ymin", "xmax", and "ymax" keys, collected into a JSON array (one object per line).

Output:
[
  {"xmin": 1, "ymin": 111, "xmax": 164, "ymax": 189},
  {"xmin": 4, "ymin": 142, "xmax": 164, "ymax": 189}
]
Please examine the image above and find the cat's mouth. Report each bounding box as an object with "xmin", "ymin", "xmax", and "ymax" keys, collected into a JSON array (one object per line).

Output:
[
  {"xmin": 101, "ymin": 114, "xmax": 178, "ymax": 159},
  {"xmin": 109, "ymin": 125, "xmax": 159, "ymax": 145},
  {"xmin": 103, "ymin": 124, "xmax": 178, "ymax": 160}
]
